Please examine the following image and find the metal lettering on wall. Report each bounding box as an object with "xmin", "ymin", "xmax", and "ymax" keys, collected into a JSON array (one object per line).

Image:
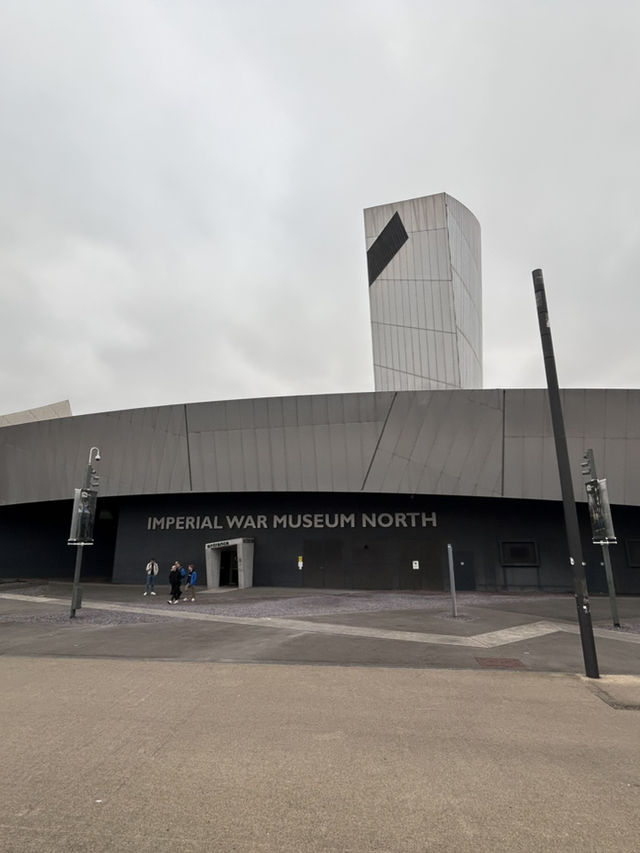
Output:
[{"xmin": 147, "ymin": 512, "xmax": 437, "ymax": 532}]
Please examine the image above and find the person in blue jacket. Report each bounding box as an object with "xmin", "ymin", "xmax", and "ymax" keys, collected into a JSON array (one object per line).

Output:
[
  {"xmin": 184, "ymin": 563, "xmax": 198, "ymax": 601},
  {"xmin": 179, "ymin": 562, "xmax": 188, "ymax": 597}
]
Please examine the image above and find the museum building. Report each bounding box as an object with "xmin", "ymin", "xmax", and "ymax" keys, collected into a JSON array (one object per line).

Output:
[{"xmin": 1, "ymin": 194, "xmax": 639, "ymax": 593}]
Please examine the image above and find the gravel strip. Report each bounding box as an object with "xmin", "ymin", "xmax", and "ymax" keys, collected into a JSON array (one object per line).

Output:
[
  {"xmin": 180, "ymin": 591, "xmax": 568, "ymax": 619},
  {"xmin": 0, "ymin": 610, "xmax": 169, "ymax": 626},
  {"xmin": 3, "ymin": 587, "xmax": 639, "ymax": 632}
]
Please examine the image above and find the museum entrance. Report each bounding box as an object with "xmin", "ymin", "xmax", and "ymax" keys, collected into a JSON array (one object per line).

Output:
[
  {"xmin": 205, "ymin": 538, "xmax": 255, "ymax": 589},
  {"xmin": 219, "ymin": 548, "xmax": 238, "ymax": 586}
]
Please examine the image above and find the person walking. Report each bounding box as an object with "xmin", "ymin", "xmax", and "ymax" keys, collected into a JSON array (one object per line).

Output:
[
  {"xmin": 168, "ymin": 561, "xmax": 182, "ymax": 604},
  {"xmin": 183, "ymin": 563, "xmax": 197, "ymax": 601},
  {"xmin": 144, "ymin": 559, "xmax": 159, "ymax": 595}
]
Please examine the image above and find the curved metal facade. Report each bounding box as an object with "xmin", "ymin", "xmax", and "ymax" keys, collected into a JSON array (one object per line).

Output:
[
  {"xmin": 1, "ymin": 388, "xmax": 639, "ymax": 508},
  {"xmin": 3, "ymin": 192, "xmax": 639, "ymax": 592}
]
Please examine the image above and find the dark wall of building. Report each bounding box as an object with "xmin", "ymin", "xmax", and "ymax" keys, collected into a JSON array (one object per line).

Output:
[
  {"xmin": 112, "ymin": 492, "xmax": 445, "ymax": 590},
  {"xmin": 0, "ymin": 498, "xmax": 119, "ymax": 581},
  {"xmin": 2, "ymin": 491, "xmax": 640, "ymax": 594},
  {"xmin": 110, "ymin": 491, "xmax": 640, "ymax": 594}
]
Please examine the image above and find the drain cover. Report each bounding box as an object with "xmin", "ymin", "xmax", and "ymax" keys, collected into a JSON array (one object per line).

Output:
[{"xmin": 475, "ymin": 657, "xmax": 526, "ymax": 669}]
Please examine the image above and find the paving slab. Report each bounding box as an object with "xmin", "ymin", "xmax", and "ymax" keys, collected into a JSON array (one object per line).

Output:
[
  {"xmin": 2, "ymin": 657, "xmax": 640, "ymax": 853},
  {"xmin": 2, "ymin": 584, "xmax": 640, "ymax": 851},
  {"xmin": 585, "ymin": 675, "xmax": 640, "ymax": 709}
]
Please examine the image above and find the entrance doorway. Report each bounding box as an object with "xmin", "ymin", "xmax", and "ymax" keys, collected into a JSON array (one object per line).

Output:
[
  {"xmin": 302, "ymin": 539, "xmax": 344, "ymax": 588},
  {"xmin": 453, "ymin": 550, "xmax": 476, "ymax": 591},
  {"xmin": 219, "ymin": 548, "xmax": 238, "ymax": 586},
  {"xmin": 205, "ymin": 538, "xmax": 254, "ymax": 589}
]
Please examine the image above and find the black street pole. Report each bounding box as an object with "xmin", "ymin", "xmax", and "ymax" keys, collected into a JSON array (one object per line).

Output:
[
  {"xmin": 533, "ymin": 269, "xmax": 599, "ymax": 679},
  {"xmin": 69, "ymin": 448, "xmax": 100, "ymax": 619},
  {"xmin": 69, "ymin": 543, "xmax": 84, "ymax": 619},
  {"xmin": 69, "ymin": 461, "xmax": 92, "ymax": 620}
]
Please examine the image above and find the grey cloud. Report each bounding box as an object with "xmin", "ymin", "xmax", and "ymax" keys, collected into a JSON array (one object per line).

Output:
[{"xmin": 1, "ymin": 1, "xmax": 640, "ymax": 417}]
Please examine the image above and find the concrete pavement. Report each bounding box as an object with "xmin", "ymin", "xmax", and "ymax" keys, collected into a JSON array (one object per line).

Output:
[
  {"xmin": 2, "ymin": 581, "xmax": 640, "ymax": 681},
  {"xmin": 2, "ymin": 582, "xmax": 640, "ymax": 851},
  {"xmin": 2, "ymin": 657, "xmax": 640, "ymax": 852}
]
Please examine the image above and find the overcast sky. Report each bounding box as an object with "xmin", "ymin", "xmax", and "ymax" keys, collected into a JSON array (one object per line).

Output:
[{"xmin": 2, "ymin": 1, "xmax": 639, "ymax": 416}]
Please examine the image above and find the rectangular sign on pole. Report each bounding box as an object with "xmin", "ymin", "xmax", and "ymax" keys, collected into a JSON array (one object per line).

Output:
[
  {"xmin": 585, "ymin": 479, "xmax": 617, "ymax": 544},
  {"xmin": 68, "ymin": 488, "xmax": 98, "ymax": 545}
]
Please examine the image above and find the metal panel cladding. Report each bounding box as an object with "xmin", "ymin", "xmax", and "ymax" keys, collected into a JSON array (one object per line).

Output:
[{"xmin": 364, "ymin": 193, "xmax": 482, "ymax": 392}]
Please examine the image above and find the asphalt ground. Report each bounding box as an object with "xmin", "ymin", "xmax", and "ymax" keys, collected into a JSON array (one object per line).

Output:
[
  {"xmin": 2, "ymin": 582, "xmax": 640, "ymax": 851},
  {"xmin": 2, "ymin": 581, "xmax": 640, "ymax": 677}
]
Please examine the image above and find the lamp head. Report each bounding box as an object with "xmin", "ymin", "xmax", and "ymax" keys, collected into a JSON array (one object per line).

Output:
[{"xmin": 88, "ymin": 446, "xmax": 101, "ymax": 465}]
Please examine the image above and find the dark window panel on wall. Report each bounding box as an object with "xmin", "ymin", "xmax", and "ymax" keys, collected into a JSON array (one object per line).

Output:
[
  {"xmin": 624, "ymin": 539, "xmax": 640, "ymax": 568},
  {"xmin": 500, "ymin": 541, "xmax": 539, "ymax": 567}
]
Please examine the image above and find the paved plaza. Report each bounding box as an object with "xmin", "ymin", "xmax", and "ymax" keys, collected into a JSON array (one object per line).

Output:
[
  {"xmin": 2, "ymin": 582, "xmax": 640, "ymax": 676},
  {"xmin": 2, "ymin": 582, "xmax": 640, "ymax": 851}
]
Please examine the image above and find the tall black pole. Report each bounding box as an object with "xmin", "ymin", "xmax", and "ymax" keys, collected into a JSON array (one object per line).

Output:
[
  {"xmin": 533, "ymin": 269, "xmax": 599, "ymax": 678},
  {"xmin": 69, "ymin": 447, "xmax": 101, "ymax": 619},
  {"xmin": 69, "ymin": 461, "xmax": 92, "ymax": 620},
  {"xmin": 69, "ymin": 543, "xmax": 84, "ymax": 619}
]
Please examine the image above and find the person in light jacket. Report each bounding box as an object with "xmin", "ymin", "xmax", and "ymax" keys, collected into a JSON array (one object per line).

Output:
[{"xmin": 144, "ymin": 559, "xmax": 159, "ymax": 595}]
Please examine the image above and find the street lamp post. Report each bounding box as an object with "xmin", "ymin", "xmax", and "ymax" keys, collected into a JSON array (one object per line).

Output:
[{"xmin": 69, "ymin": 446, "xmax": 101, "ymax": 619}]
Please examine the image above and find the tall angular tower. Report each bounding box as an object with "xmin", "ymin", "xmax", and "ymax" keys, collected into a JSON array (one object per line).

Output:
[{"xmin": 364, "ymin": 193, "xmax": 482, "ymax": 391}]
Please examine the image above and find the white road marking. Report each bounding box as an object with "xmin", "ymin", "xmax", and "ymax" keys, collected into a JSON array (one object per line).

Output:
[{"xmin": 471, "ymin": 621, "xmax": 562, "ymax": 648}]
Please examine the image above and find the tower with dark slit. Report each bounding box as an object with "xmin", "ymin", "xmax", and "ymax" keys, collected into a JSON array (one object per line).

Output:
[{"xmin": 365, "ymin": 193, "xmax": 482, "ymax": 391}]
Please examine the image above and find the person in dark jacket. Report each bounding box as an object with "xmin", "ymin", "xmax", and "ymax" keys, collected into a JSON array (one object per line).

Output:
[{"xmin": 168, "ymin": 561, "xmax": 182, "ymax": 604}]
